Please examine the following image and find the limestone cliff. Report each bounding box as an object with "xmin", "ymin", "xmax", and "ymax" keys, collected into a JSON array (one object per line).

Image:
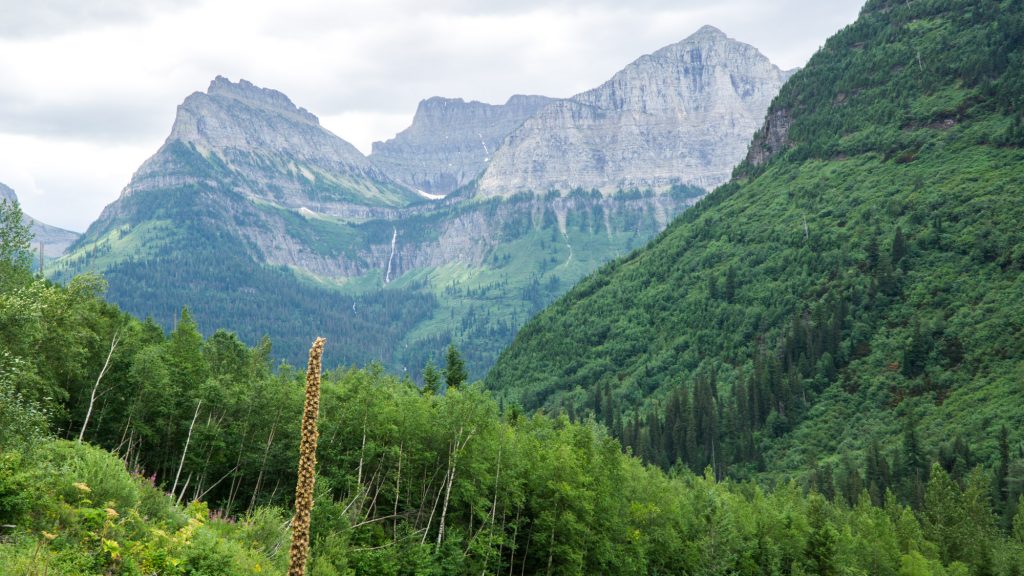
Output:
[
  {"xmin": 476, "ymin": 26, "xmax": 791, "ymax": 197},
  {"xmin": 369, "ymin": 95, "xmax": 557, "ymax": 196}
]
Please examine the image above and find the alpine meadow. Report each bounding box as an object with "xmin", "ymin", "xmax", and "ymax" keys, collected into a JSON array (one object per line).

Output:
[{"xmin": 2, "ymin": 0, "xmax": 1024, "ymax": 575}]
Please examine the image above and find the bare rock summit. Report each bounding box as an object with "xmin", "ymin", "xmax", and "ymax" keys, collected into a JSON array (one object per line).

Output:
[{"xmin": 476, "ymin": 26, "xmax": 792, "ymax": 198}]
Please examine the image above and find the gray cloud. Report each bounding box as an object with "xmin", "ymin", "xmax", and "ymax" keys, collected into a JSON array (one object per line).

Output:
[
  {"xmin": 0, "ymin": 0, "xmax": 197, "ymax": 39},
  {"xmin": 0, "ymin": 95, "xmax": 171, "ymax": 144}
]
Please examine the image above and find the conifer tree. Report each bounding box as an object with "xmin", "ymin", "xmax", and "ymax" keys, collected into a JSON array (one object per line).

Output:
[
  {"xmin": 444, "ymin": 344, "xmax": 467, "ymax": 390},
  {"xmin": 891, "ymin": 226, "xmax": 907, "ymax": 264},
  {"xmin": 0, "ymin": 199, "xmax": 32, "ymax": 290},
  {"xmin": 422, "ymin": 360, "xmax": 441, "ymax": 395}
]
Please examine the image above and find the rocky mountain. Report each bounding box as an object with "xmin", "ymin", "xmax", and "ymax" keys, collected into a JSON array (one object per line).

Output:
[
  {"xmin": 0, "ymin": 182, "xmax": 80, "ymax": 257},
  {"xmin": 370, "ymin": 95, "xmax": 557, "ymax": 196},
  {"xmin": 55, "ymin": 75, "xmax": 704, "ymax": 374},
  {"xmin": 120, "ymin": 76, "xmax": 417, "ymax": 216},
  {"xmin": 476, "ymin": 26, "xmax": 792, "ymax": 198}
]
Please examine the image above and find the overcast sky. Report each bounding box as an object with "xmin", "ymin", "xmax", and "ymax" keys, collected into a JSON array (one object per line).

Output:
[{"xmin": 0, "ymin": 0, "xmax": 864, "ymax": 231}]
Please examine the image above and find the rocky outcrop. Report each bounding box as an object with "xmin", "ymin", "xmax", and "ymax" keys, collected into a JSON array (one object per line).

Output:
[
  {"xmin": 240, "ymin": 192, "xmax": 698, "ymax": 280},
  {"xmin": 744, "ymin": 108, "xmax": 793, "ymax": 167},
  {"xmin": 0, "ymin": 182, "xmax": 80, "ymax": 257},
  {"xmin": 370, "ymin": 95, "xmax": 557, "ymax": 196},
  {"xmin": 476, "ymin": 26, "xmax": 790, "ymax": 198},
  {"xmin": 124, "ymin": 76, "xmax": 417, "ymax": 211}
]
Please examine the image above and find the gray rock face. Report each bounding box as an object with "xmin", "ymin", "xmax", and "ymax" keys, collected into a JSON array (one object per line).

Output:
[
  {"xmin": 125, "ymin": 76, "xmax": 416, "ymax": 212},
  {"xmin": 370, "ymin": 95, "xmax": 557, "ymax": 196},
  {"xmin": 745, "ymin": 108, "xmax": 793, "ymax": 167},
  {"xmin": 241, "ymin": 193, "xmax": 696, "ymax": 280},
  {"xmin": 476, "ymin": 26, "xmax": 791, "ymax": 198},
  {"xmin": 0, "ymin": 182, "xmax": 80, "ymax": 257}
]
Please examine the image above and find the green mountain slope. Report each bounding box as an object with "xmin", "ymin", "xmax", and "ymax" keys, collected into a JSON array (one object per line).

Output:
[{"xmin": 487, "ymin": 0, "xmax": 1024, "ymax": 489}]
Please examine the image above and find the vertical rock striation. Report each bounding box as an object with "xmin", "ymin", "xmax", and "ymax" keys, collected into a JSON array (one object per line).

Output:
[
  {"xmin": 370, "ymin": 95, "xmax": 557, "ymax": 197},
  {"xmin": 476, "ymin": 26, "xmax": 793, "ymax": 198}
]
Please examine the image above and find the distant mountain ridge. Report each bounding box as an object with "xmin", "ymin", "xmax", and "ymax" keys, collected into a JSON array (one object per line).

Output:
[
  {"xmin": 0, "ymin": 182, "xmax": 80, "ymax": 257},
  {"xmin": 370, "ymin": 95, "xmax": 558, "ymax": 196}
]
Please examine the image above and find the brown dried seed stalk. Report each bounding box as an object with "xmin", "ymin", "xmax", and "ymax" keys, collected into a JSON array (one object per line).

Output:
[{"xmin": 288, "ymin": 336, "xmax": 326, "ymax": 576}]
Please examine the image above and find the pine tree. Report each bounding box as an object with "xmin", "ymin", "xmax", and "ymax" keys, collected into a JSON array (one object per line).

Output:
[
  {"xmin": 902, "ymin": 419, "xmax": 929, "ymax": 507},
  {"xmin": 902, "ymin": 323, "xmax": 931, "ymax": 379},
  {"xmin": 603, "ymin": 381, "xmax": 615, "ymax": 432},
  {"xmin": 806, "ymin": 495, "xmax": 840, "ymax": 576},
  {"xmin": 995, "ymin": 426, "xmax": 1011, "ymax": 526},
  {"xmin": 866, "ymin": 233, "xmax": 880, "ymax": 271},
  {"xmin": 444, "ymin": 344, "xmax": 467, "ymax": 390},
  {"xmin": 0, "ymin": 198, "xmax": 32, "ymax": 290},
  {"xmin": 891, "ymin": 226, "xmax": 908, "ymax": 264},
  {"xmin": 866, "ymin": 440, "xmax": 891, "ymax": 506},
  {"xmin": 422, "ymin": 360, "xmax": 441, "ymax": 395},
  {"xmin": 723, "ymin": 266, "xmax": 737, "ymax": 303}
]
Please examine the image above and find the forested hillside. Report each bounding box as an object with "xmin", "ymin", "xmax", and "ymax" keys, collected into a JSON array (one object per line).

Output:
[
  {"xmin": 6, "ymin": 196, "xmax": 1024, "ymax": 574},
  {"xmin": 487, "ymin": 0, "xmax": 1024, "ymax": 500}
]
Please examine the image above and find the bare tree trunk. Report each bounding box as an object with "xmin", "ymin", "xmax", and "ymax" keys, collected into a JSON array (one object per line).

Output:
[
  {"xmin": 393, "ymin": 442, "xmax": 402, "ymax": 541},
  {"xmin": 176, "ymin": 471, "xmax": 192, "ymax": 505},
  {"xmin": 78, "ymin": 329, "xmax": 120, "ymax": 442},
  {"xmin": 171, "ymin": 400, "xmax": 202, "ymax": 497},
  {"xmin": 357, "ymin": 414, "xmax": 367, "ymax": 486},
  {"xmin": 115, "ymin": 415, "xmax": 132, "ymax": 456},
  {"xmin": 438, "ymin": 427, "xmax": 472, "ymax": 550},
  {"xmin": 520, "ymin": 526, "xmax": 532, "ymax": 576},
  {"xmin": 421, "ymin": 467, "xmax": 449, "ymax": 545},
  {"xmin": 225, "ymin": 428, "xmax": 251, "ymax": 517},
  {"xmin": 249, "ymin": 422, "xmax": 277, "ymax": 514},
  {"xmin": 198, "ymin": 465, "xmax": 238, "ymax": 502},
  {"xmin": 506, "ymin": 506, "xmax": 521, "ymax": 576},
  {"xmin": 546, "ymin": 505, "xmax": 559, "ymax": 576},
  {"xmin": 489, "ymin": 443, "xmax": 502, "ymax": 528}
]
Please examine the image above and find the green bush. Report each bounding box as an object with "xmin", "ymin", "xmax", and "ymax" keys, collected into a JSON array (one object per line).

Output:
[
  {"xmin": 40, "ymin": 440, "xmax": 140, "ymax": 512},
  {"xmin": 0, "ymin": 380, "xmax": 49, "ymax": 451},
  {"xmin": 0, "ymin": 451, "xmax": 32, "ymax": 525}
]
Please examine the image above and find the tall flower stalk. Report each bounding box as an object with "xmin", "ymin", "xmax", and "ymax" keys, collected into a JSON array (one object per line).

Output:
[{"xmin": 288, "ymin": 337, "xmax": 326, "ymax": 576}]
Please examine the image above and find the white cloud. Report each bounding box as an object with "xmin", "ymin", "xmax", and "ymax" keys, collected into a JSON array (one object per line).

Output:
[{"xmin": 0, "ymin": 0, "xmax": 865, "ymax": 230}]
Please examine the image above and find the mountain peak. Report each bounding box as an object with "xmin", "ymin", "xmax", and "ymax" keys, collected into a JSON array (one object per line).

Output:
[
  {"xmin": 166, "ymin": 76, "xmax": 333, "ymax": 150},
  {"xmin": 691, "ymin": 24, "xmax": 726, "ymax": 38},
  {"xmin": 126, "ymin": 77, "xmax": 415, "ymax": 208},
  {"xmin": 476, "ymin": 28, "xmax": 788, "ymax": 197},
  {"xmin": 195, "ymin": 75, "xmax": 318, "ymax": 126}
]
